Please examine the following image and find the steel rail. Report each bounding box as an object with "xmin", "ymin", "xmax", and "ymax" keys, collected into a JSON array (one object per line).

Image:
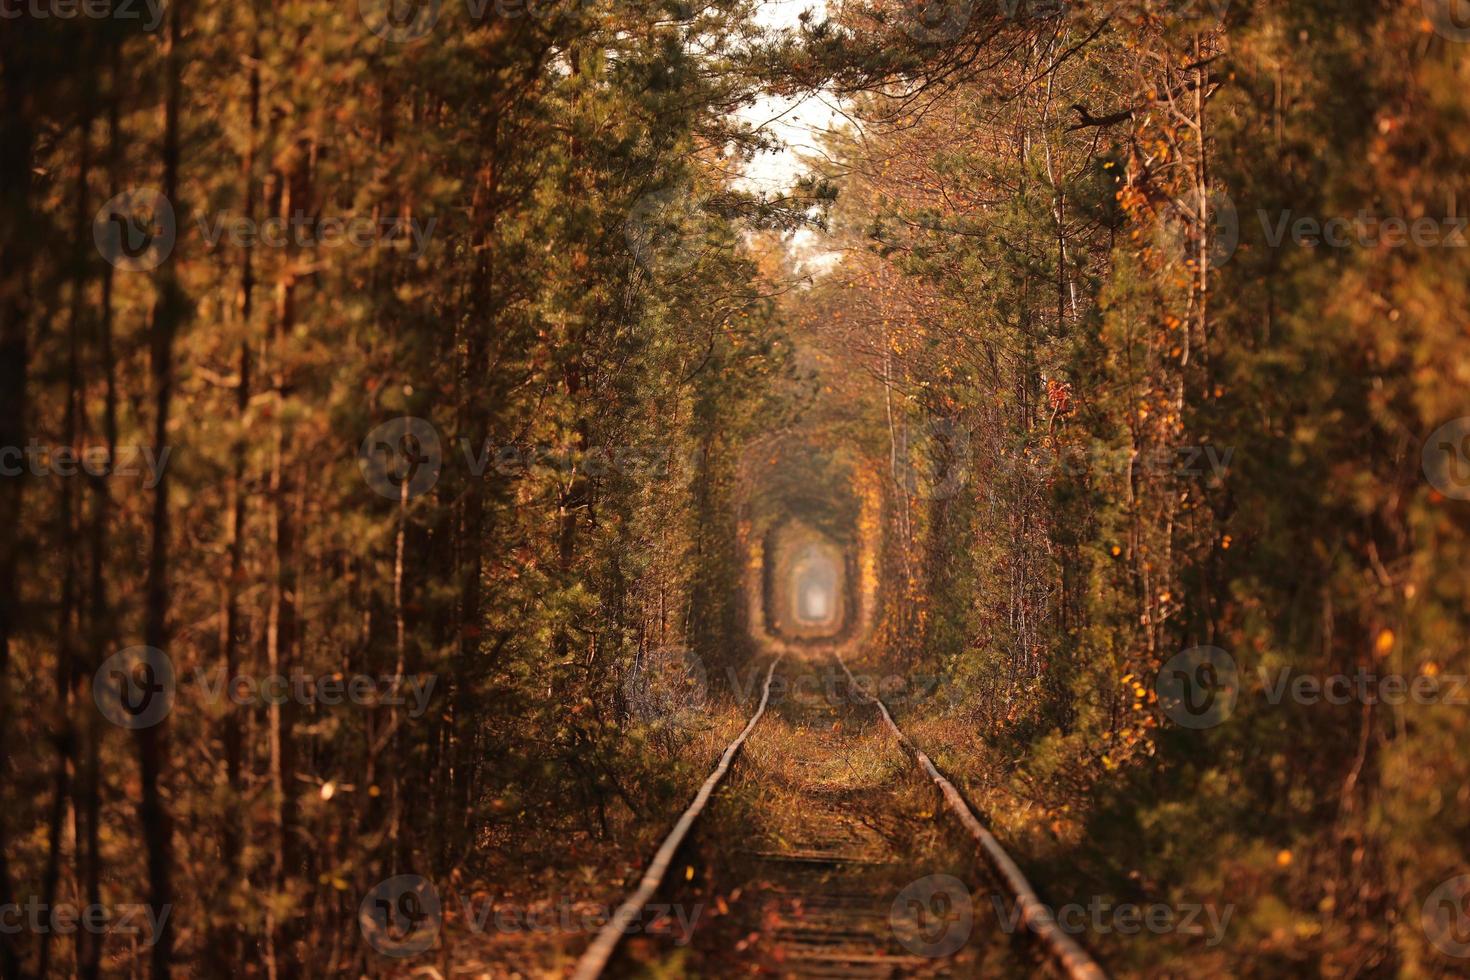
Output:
[
  {"xmin": 570, "ymin": 652, "xmax": 785, "ymax": 980},
  {"xmin": 833, "ymin": 654, "xmax": 1109, "ymax": 980}
]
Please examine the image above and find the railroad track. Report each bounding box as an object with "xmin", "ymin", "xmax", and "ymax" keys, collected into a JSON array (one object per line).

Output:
[{"xmin": 572, "ymin": 653, "xmax": 1107, "ymax": 980}]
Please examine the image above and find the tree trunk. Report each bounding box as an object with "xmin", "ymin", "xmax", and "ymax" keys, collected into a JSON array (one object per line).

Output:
[
  {"xmin": 40, "ymin": 78, "xmax": 95, "ymax": 979},
  {"xmin": 77, "ymin": 35, "xmax": 126, "ymax": 978},
  {"xmin": 136, "ymin": 2, "xmax": 188, "ymax": 976},
  {"xmin": 210, "ymin": 31, "xmax": 262, "ymax": 973},
  {"xmin": 0, "ymin": 17, "xmax": 40, "ymax": 978},
  {"xmin": 264, "ymin": 138, "xmax": 308, "ymax": 980}
]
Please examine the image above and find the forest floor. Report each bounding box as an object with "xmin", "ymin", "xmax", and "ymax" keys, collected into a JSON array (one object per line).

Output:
[
  {"xmin": 390, "ymin": 707, "xmax": 751, "ymax": 977},
  {"xmin": 605, "ymin": 655, "xmax": 1042, "ymax": 978},
  {"xmin": 386, "ymin": 656, "xmax": 1067, "ymax": 978}
]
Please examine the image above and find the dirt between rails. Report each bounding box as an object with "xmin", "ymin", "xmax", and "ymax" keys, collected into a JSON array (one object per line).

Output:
[{"xmin": 607, "ymin": 653, "xmax": 1054, "ymax": 979}]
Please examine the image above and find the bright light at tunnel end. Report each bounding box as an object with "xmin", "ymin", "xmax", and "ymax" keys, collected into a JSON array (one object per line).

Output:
[{"xmin": 791, "ymin": 544, "xmax": 840, "ymax": 631}]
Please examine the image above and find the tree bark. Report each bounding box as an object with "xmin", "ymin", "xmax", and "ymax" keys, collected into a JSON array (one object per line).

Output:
[
  {"xmin": 40, "ymin": 74, "xmax": 95, "ymax": 979},
  {"xmin": 136, "ymin": 1, "xmax": 188, "ymax": 976}
]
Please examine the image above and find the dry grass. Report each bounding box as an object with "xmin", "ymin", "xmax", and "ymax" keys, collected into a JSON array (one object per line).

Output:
[{"xmin": 379, "ymin": 698, "xmax": 755, "ymax": 978}]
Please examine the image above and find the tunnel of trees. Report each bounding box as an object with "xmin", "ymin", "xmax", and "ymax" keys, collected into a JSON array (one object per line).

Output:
[
  {"xmin": 1, "ymin": 0, "xmax": 1468, "ymax": 975},
  {"xmin": 743, "ymin": 434, "xmax": 869, "ymax": 651}
]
